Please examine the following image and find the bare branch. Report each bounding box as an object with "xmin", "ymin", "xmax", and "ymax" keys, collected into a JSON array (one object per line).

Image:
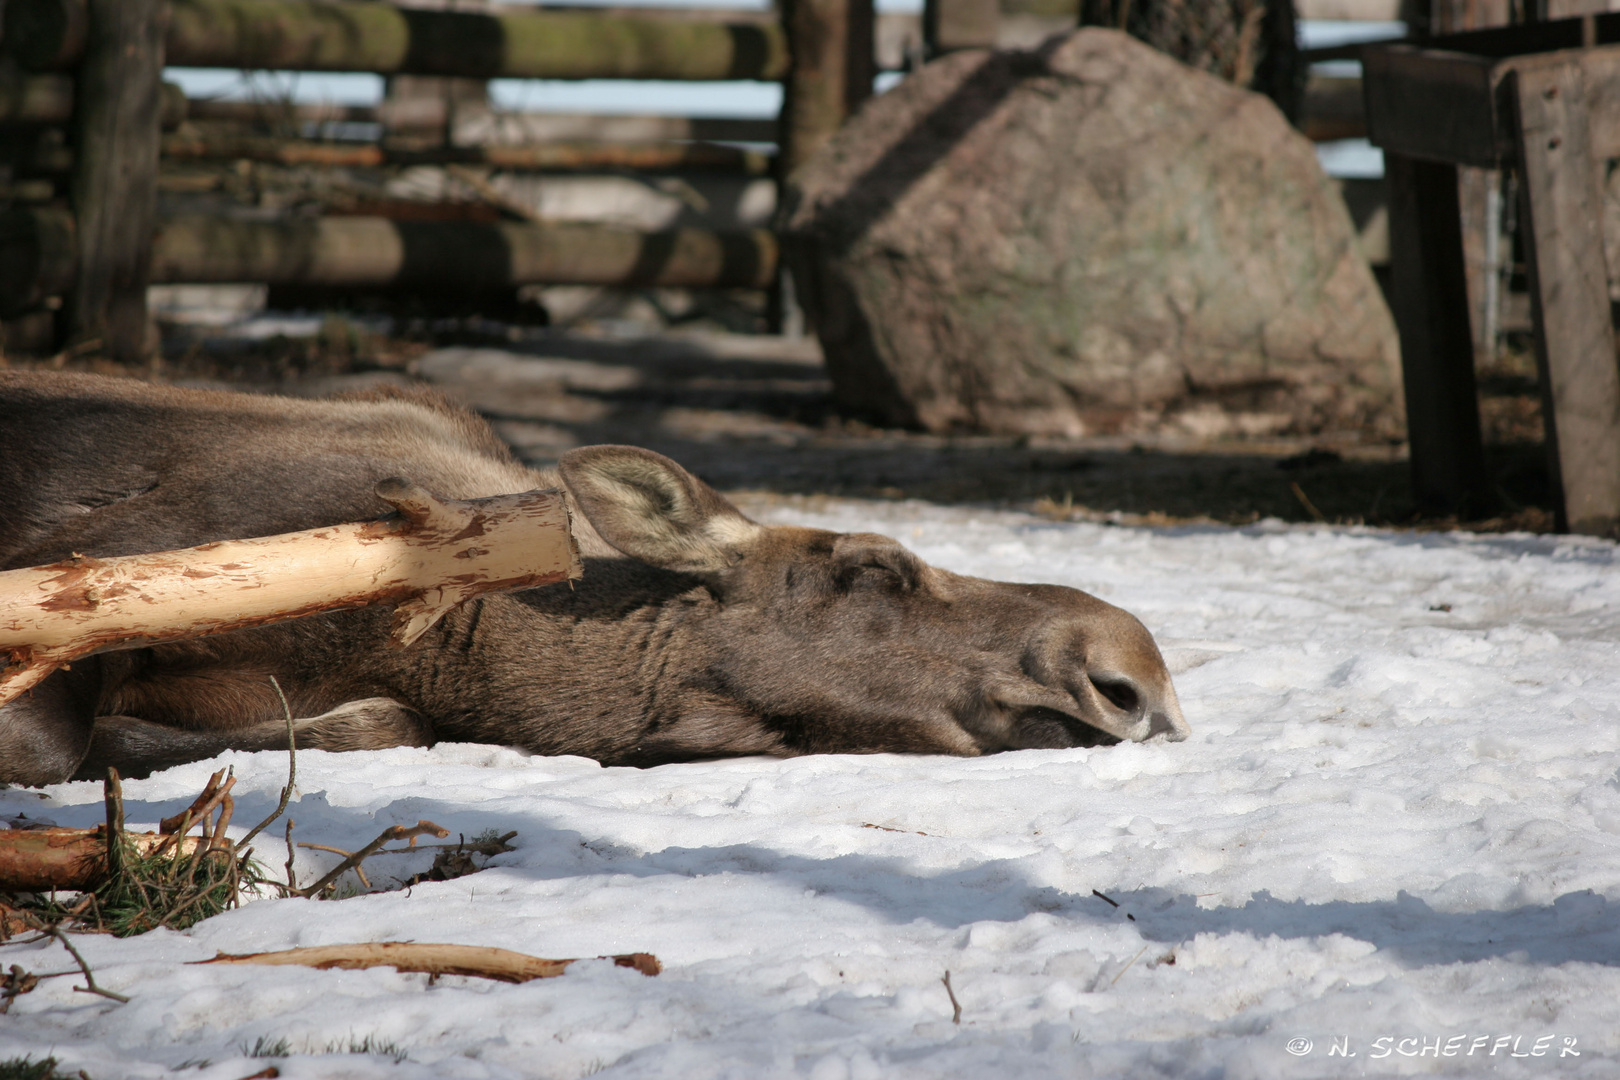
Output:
[
  {"xmin": 295, "ymin": 821, "xmax": 450, "ymax": 899},
  {"xmin": 235, "ymin": 677, "xmax": 296, "ymax": 854},
  {"xmin": 45, "ymin": 926, "xmax": 129, "ymax": 1004}
]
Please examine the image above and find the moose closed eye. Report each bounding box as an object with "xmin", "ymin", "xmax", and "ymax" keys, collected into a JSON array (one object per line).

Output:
[{"xmin": 1091, "ymin": 677, "xmax": 1141, "ymax": 714}]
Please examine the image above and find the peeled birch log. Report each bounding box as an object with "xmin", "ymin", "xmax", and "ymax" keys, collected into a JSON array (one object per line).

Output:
[
  {"xmin": 200, "ymin": 943, "xmax": 662, "ymax": 981},
  {"xmin": 0, "ymin": 481, "xmax": 581, "ymax": 708}
]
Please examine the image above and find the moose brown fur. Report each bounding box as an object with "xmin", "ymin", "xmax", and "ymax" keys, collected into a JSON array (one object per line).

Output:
[{"xmin": 0, "ymin": 371, "xmax": 1187, "ymax": 786}]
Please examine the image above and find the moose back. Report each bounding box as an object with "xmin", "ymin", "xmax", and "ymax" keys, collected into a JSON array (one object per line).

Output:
[{"xmin": 0, "ymin": 371, "xmax": 1188, "ymax": 785}]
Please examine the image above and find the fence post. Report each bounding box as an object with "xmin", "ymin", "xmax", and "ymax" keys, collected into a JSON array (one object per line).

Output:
[
  {"xmin": 67, "ymin": 0, "xmax": 167, "ymax": 361},
  {"xmin": 779, "ymin": 0, "xmax": 875, "ymax": 178}
]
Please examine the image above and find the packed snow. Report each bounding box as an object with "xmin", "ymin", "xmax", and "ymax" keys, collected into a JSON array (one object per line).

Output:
[{"xmin": 4, "ymin": 500, "xmax": 1619, "ymax": 1079}]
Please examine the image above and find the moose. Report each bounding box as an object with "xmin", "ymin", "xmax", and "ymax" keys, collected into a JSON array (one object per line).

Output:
[{"xmin": 0, "ymin": 371, "xmax": 1188, "ymax": 787}]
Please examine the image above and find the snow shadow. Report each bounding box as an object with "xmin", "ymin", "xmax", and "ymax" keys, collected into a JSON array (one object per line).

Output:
[
  {"xmin": 49, "ymin": 786, "xmax": 1620, "ymax": 971},
  {"xmin": 1095, "ymin": 886, "xmax": 1620, "ymax": 969}
]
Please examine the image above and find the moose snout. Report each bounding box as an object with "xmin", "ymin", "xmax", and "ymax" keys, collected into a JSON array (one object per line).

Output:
[
  {"xmin": 1083, "ymin": 669, "xmax": 1189, "ymax": 743},
  {"xmin": 1016, "ymin": 603, "xmax": 1191, "ymax": 746}
]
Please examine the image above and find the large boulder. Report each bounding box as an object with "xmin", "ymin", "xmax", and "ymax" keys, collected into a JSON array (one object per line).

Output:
[{"xmin": 781, "ymin": 28, "xmax": 1403, "ymax": 440}]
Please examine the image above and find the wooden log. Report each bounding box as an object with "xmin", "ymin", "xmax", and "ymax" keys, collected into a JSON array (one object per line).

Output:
[
  {"xmin": 0, "ymin": 208, "xmax": 779, "ymax": 292},
  {"xmin": 0, "ymin": 827, "xmax": 209, "ymax": 892},
  {"xmin": 184, "ymin": 100, "xmax": 778, "ymax": 144},
  {"xmin": 1510, "ymin": 58, "xmax": 1620, "ymax": 536},
  {"xmin": 779, "ymin": 0, "xmax": 876, "ymax": 177},
  {"xmin": 0, "ymin": 75, "xmax": 184, "ymax": 128},
  {"xmin": 924, "ymin": 0, "xmax": 999, "ymax": 54},
  {"xmin": 66, "ymin": 0, "xmax": 168, "ymax": 362},
  {"xmin": 157, "ymin": 216, "xmax": 779, "ymax": 289},
  {"xmin": 199, "ymin": 943, "xmax": 661, "ymax": 981},
  {"xmin": 0, "ymin": 482, "xmax": 581, "ymax": 708},
  {"xmin": 7, "ymin": 0, "xmax": 789, "ymax": 81},
  {"xmin": 1384, "ymin": 151, "xmax": 1496, "ymax": 518},
  {"xmin": 158, "ymin": 134, "xmax": 773, "ymax": 175},
  {"xmin": 1301, "ymin": 73, "xmax": 1366, "ymax": 142},
  {"xmin": 0, "ymin": 206, "xmax": 75, "ymax": 319}
]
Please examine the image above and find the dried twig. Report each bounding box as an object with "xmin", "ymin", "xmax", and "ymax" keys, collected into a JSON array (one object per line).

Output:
[
  {"xmin": 103, "ymin": 767, "xmax": 125, "ymax": 879},
  {"xmin": 159, "ymin": 769, "xmax": 224, "ymax": 834},
  {"xmin": 299, "ymin": 829, "xmax": 518, "ymax": 859},
  {"xmin": 1110, "ymin": 944, "xmax": 1151, "ymax": 986},
  {"xmin": 1290, "ymin": 481, "xmax": 1327, "ymax": 523},
  {"xmin": 941, "ymin": 970, "xmax": 962, "ymax": 1024},
  {"xmin": 283, "ymin": 818, "xmax": 297, "ymax": 893},
  {"xmin": 295, "ymin": 821, "xmax": 450, "ymax": 899},
  {"xmin": 198, "ymin": 942, "xmax": 660, "ymax": 982},
  {"xmin": 44, "ymin": 926, "xmax": 129, "ymax": 1003},
  {"xmin": 151, "ymin": 771, "xmax": 234, "ymax": 861},
  {"xmin": 235, "ymin": 677, "xmax": 297, "ymax": 854},
  {"xmin": 0, "ymin": 963, "xmax": 40, "ymax": 1014},
  {"xmin": 298, "ymin": 844, "xmax": 372, "ymax": 889}
]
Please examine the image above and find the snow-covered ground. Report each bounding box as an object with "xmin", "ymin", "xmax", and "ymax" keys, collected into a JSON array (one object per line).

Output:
[{"xmin": 4, "ymin": 500, "xmax": 1619, "ymax": 1079}]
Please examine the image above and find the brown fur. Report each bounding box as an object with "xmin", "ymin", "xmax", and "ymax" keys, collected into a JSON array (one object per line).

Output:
[{"xmin": 0, "ymin": 371, "xmax": 1188, "ymax": 785}]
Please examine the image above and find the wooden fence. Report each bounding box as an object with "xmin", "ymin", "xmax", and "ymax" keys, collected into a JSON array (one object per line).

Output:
[{"xmin": 0, "ymin": 0, "xmax": 876, "ymax": 360}]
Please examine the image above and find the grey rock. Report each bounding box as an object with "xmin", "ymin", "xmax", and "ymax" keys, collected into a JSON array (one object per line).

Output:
[{"xmin": 782, "ymin": 28, "xmax": 1403, "ymax": 440}]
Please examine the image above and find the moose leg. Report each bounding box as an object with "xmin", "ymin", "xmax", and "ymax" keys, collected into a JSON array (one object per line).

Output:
[
  {"xmin": 0, "ymin": 662, "xmax": 102, "ymax": 786},
  {"xmin": 73, "ymin": 698, "xmax": 437, "ymax": 781}
]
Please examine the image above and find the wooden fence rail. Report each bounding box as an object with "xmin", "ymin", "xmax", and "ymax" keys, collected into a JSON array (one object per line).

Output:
[
  {"xmin": 0, "ymin": 0, "xmax": 868, "ymax": 360},
  {"xmin": 2, "ymin": 209, "xmax": 778, "ymax": 304},
  {"xmin": 8, "ymin": 0, "xmax": 792, "ymax": 81}
]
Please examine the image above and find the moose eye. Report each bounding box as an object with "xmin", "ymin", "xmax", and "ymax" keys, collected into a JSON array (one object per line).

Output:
[{"xmin": 1090, "ymin": 677, "xmax": 1140, "ymax": 713}]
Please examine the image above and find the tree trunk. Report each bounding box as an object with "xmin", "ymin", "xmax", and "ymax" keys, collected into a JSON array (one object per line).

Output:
[{"xmin": 1079, "ymin": 0, "xmax": 1304, "ymax": 122}]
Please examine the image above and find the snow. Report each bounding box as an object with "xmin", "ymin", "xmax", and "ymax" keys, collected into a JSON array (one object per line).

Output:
[{"xmin": 4, "ymin": 501, "xmax": 1620, "ymax": 1078}]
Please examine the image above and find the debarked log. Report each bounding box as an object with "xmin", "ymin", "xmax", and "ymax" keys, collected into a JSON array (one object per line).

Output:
[
  {"xmin": 1, "ymin": 208, "xmax": 780, "ymax": 295},
  {"xmin": 158, "ymin": 134, "xmax": 774, "ymax": 175},
  {"xmin": 0, "ymin": 827, "xmax": 210, "ymax": 892},
  {"xmin": 5, "ymin": 0, "xmax": 789, "ymax": 81},
  {"xmin": 199, "ymin": 943, "xmax": 662, "ymax": 981},
  {"xmin": 0, "ymin": 481, "xmax": 581, "ymax": 708}
]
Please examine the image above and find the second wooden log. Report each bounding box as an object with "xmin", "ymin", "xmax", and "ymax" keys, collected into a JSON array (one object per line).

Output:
[{"xmin": 2, "ymin": 209, "xmax": 780, "ymax": 295}]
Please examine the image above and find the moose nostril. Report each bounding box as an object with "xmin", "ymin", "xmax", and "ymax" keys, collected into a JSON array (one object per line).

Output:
[{"xmin": 1089, "ymin": 676, "xmax": 1139, "ymax": 714}]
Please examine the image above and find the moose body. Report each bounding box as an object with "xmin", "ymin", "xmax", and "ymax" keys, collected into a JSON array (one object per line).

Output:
[{"xmin": 0, "ymin": 371, "xmax": 1187, "ymax": 786}]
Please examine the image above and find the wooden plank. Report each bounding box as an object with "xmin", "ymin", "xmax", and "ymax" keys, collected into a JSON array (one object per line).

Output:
[
  {"xmin": 1421, "ymin": 12, "xmax": 1620, "ymax": 56},
  {"xmin": 1362, "ymin": 46, "xmax": 1505, "ymax": 167},
  {"xmin": 1510, "ymin": 62, "xmax": 1620, "ymax": 536},
  {"xmin": 66, "ymin": 0, "xmax": 167, "ymax": 362},
  {"xmin": 1560, "ymin": 47, "xmax": 1620, "ymax": 159},
  {"xmin": 1384, "ymin": 151, "xmax": 1497, "ymax": 517}
]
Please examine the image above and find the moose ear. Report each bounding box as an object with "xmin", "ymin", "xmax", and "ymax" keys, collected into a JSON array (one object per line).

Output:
[{"xmin": 558, "ymin": 446, "xmax": 762, "ymax": 574}]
